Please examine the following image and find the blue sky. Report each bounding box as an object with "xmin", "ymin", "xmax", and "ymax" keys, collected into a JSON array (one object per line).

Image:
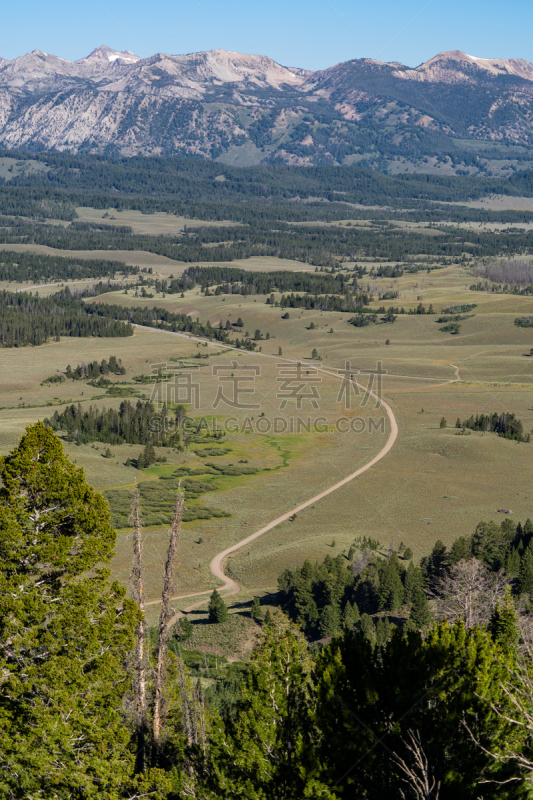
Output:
[{"xmin": 2, "ymin": 0, "xmax": 532, "ymax": 70}]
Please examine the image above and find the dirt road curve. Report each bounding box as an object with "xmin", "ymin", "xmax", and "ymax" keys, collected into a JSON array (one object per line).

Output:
[{"xmin": 133, "ymin": 324, "xmax": 398, "ymax": 617}]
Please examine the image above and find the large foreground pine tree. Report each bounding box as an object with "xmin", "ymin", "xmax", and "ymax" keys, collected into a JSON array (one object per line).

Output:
[{"xmin": 0, "ymin": 422, "xmax": 139, "ymax": 798}]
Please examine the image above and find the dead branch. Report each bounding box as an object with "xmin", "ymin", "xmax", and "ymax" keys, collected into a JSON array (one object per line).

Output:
[
  {"xmin": 153, "ymin": 487, "xmax": 184, "ymax": 746},
  {"xmin": 392, "ymin": 729, "xmax": 441, "ymax": 799},
  {"xmin": 129, "ymin": 485, "xmax": 148, "ymax": 770},
  {"xmin": 428, "ymin": 559, "xmax": 507, "ymax": 628}
]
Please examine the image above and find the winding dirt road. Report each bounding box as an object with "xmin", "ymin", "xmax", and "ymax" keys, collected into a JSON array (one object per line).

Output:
[{"xmin": 133, "ymin": 324, "xmax": 405, "ymax": 617}]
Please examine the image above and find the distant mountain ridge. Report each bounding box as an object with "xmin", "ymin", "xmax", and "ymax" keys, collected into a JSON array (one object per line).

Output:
[{"xmin": 1, "ymin": 46, "xmax": 533, "ymax": 171}]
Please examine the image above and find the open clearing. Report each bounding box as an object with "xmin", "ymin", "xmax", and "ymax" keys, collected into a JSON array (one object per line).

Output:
[
  {"xmin": 74, "ymin": 206, "xmax": 242, "ymax": 235},
  {"xmin": 1, "ymin": 259, "xmax": 533, "ymax": 623},
  {"xmin": 0, "ymin": 243, "xmax": 318, "ymax": 285}
]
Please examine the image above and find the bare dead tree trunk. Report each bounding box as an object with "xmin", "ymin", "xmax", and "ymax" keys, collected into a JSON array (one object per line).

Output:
[
  {"xmin": 195, "ymin": 678, "xmax": 207, "ymax": 758},
  {"xmin": 393, "ymin": 729, "xmax": 441, "ymax": 800},
  {"xmin": 178, "ymin": 652, "xmax": 193, "ymax": 746},
  {"xmin": 153, "ymin": 488, "xmax": 184, "ymax": 748},
  {"xmin": 428, "ymin": 558, "xmax": 507, "ymax": 628},
  {"xmin": 130, "ymin": 485, "xmax": 148, "ymax": 772}
]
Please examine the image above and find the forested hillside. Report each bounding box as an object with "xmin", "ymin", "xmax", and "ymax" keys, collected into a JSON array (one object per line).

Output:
[{"xmin": 2, "ymin": 423, "xmax": 533, "ymax": 799}]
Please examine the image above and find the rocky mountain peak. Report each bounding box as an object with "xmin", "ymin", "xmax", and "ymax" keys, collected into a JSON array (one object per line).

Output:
[{"xmin": 76, "ymin": 45, "xmax": 140, "ymax": 65}]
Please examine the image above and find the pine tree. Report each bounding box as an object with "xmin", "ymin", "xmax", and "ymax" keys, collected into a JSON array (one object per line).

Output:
[
  {"xmin": 489, "ymin": 586, "xmax": 520, "ymax": 657},
  {"xmin": 403, "ymin": 562, "xmax": 424, "ymax": 605},
  {"xmin": 207, "ymin": 611, "xmax": 335, "ymax": 799},
  {"xmin": 519, "ymin": 542, "xmax": 533, "ymax": 597},
  {"xmin": 407, "ymin": 586, "xmax": 432, "ymax": 629},
  {"xmin": 250, "ymin": 596, "xmax": 263, "ymax": 620},
  {"xmin": 0, "ymin": 423, "xmax": 139, "ymax": 797},
  {"xmin": 319, "ymin": 604, "xmax": 341, "ymax": 637},
  {"xmin": 143, "ymin": 443, "xmax": 156, "ymax": 467},
  {"xmin": 208, "ymin": 589, "xmax": 228, "ymax": 623},
  {"xmin": 505, "ymin": 547, "xmax": 521, "ymax": 577},
  {"xmin": 378, "ymin": 555, "xmax": 404, "ymax": 611},
  {"xmin": 359, "ymin": 613, "xmax": 376, "ymax": 644},
  {"xmin": 376, "ymin": 617, "xmax": 395, "ymax": 646},
  {"xmin": 440, "ymin": 417, "xmax": 447, "ymax": 428},
  {"xmin": 421, "ymin": 539, "xmax": 450, "ymax": 584},
  {"xmin": 342, "ymin": 600, "xmax": 361, "ymax": 629}
]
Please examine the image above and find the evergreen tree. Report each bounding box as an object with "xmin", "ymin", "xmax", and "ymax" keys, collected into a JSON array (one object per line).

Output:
[
  {"xmin": 207, "ymin": 611, "xmax": 335, "ymax": 799},
  {"xmin": 175, "ymin": 615, "xmax": 194, "ymax": 642},
  {"xmin": 319, "ymin": 604, "xmax": 341, "ymax": 638},
  {"xmin": 341, "ymin": 600, "xmax": 360, "ymax": 629},
  {"xmin": 403, "ymin": 562, "xmax": 424, "ymax": 605},
  {"xmin": 359, "ymin": 613, "xmax": 376, "ymax": 644},
  {"xmin": 250, "ymin": 596, "xmax": 263, "ymax": 621},
  {"xmin": 421, "ymin": 539, "xmax": 450, "ymax": 584},
  {"xmin": 489, "ymin": 587, "xmax": 520, "ymax": 657},
  {"xmin": 519, "ymin": 541, "xmax": 533, "ymax": 597},
  {"xmin": 375, "ymin": 617, "xmax": 395, "ymax": 647},
  {"xmin": 505, "ymin": 547, "xmax": 521, "ymax": 578},
  {"xmin": 440, "ymin": 417, "xmax": 447, "ymax": 428},
  {"xmin": 0, "ymin": 423, "xmax": 139, "ymax": 797},
  {"xmin": 378, "ymin": 553, "xmax": 404, "ymax": 611},
  {"xmin": 406, "ymin": 586, "xmax": 432, "ymax": 630},
  {"xmin": 143, "ymin": 443, "xmax": 156, "ymax": 467},
  {"xmin": 208, "ymin": 589, "xmax": 229, "ymax": 623},
  {"xmin": 449, "ymin": 535, "xmax": 472, "ymax": 564},
  {"xmin": 312, "ymin": 620, "xmax": 520, "ymax": 796}
]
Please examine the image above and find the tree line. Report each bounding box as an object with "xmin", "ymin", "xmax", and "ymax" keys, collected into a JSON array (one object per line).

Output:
[
  {"xmin": 0, "ymin": 249, "xmax": 137, "ymax": 283},
  {"xmin": 0, "ymin": 288, "xmax": 133, "ymax": 346},
  {"xmin": 65, "ymin": 355, "xmax": 126, "ymax": 380},
  {"xmin": 7, "ymin": 148, "xmax": 533, "ymax": 204},
  {"xmin": 4, "ymin": 210, "xmax": 533, "ymax": 266},
  {"xmin": 45, "ymin": 399, "xmax": 177, "ymax": 447},
  {"xmin": 161, "ymin": 265, "xmax": 363, "ymax": 296},
  {"xmin": 456, "ymin": 412, "xmax": 530, "ymax": 442}
]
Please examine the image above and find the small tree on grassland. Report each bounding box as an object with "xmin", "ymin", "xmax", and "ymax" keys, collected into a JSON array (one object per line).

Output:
[
  {"xmin": 209, "ymin": 589, "xmax": 228, "ymax": 623},
  {"xmin": 251, "ymin": 596, "xmax": 263, "ymax": 620}
]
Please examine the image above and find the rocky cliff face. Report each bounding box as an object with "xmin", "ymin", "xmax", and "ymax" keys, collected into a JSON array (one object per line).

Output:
[{"xmin": 1, "ymin": 46, "xmax": 533, "ymax": 167}]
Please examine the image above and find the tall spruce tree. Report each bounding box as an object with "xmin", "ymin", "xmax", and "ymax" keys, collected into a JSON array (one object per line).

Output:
[
  {"xmin": 405, "ymin": 586, "xmax": 432, "ymax": 630},
  {"xmin": 489, "ymin": 586, "xmax": 520, "ymax": 658},
  {"xmin": 403, "ymin": 562, "xmax": 425, "ymax": 604},
  {"xmin": 519, "ymin": 542, "xmax": 533, "ymax": 597},
  {"xmin": 0, "ymin": 423, "xmax": 139, "ymax": 797},
  {"xmin": 378, "ymin": 554, "xmax": 404, "ymax": 611}
]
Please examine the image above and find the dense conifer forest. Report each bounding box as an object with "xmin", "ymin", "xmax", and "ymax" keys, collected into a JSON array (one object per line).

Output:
[
  {"xmin": 3, "ymin": 213, "xmax": 533, "ymax": 265},
  {"xmin": 0, "ymin": 289, "xmax": 133, "ymax": 346},
  {"xmin": 0, "ymin": 250, "xmax": 138, "ymax": 283},
  {"xmin": 46, "ymin": 400, "xmax": 176, "ymax": 446}
]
